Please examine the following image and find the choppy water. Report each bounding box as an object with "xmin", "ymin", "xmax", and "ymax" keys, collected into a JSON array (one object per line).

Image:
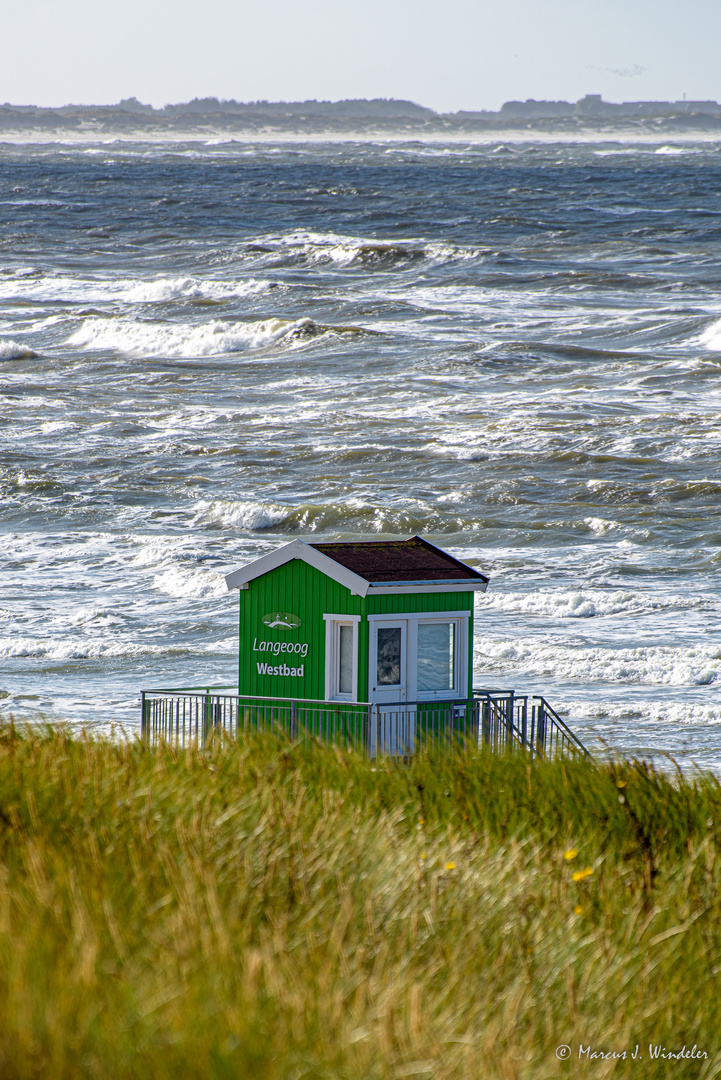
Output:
[{"xmin": 1, "ymin": 137, "xmax": 720, "ymax": 766}]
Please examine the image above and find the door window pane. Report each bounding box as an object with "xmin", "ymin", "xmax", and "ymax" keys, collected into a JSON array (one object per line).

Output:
[
  {"xmin": 377, "ymin": 627, "xmax": 401, "ymax": 685},
  {"xmin": 338, "ymin": 624, "xmax": 353, "ymax": 695},
  {"xmin": 417, "ymin": 622, "xmax": 454, "ymax": 692}
]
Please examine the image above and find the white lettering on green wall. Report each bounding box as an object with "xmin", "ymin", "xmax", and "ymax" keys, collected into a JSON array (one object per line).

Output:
[
  {"xmin": 252, "ymin": 637, "xmax": 309, "ymax": 657},
  {"xmin": 256, "ymin": 662, "xmax": 305, "ymax": 678}
]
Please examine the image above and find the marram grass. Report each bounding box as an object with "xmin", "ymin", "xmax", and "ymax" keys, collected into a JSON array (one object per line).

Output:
[{"xmin": 0, "ymin": 725, "xmax": 720, "ymax": 1078}]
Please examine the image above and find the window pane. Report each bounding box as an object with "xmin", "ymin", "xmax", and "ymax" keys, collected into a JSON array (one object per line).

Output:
[
  {"xmin": 338, "ymin": 624, "xmax": 353, "ymax": 695},
  {"xmin": 377, "ymin": 627, "xmax": 401, "ymax": 685},
  {"xmin": 417, "ymin": 622, "xmax": 454, "ymax": 692}
]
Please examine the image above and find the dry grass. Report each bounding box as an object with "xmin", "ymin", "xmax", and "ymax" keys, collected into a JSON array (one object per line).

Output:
[{"xmin": 0, "ymin": 724, "xmax": 720, "ymax": 1078}]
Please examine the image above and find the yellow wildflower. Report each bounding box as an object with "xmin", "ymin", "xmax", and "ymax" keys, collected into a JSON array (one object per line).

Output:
[
  {"xmin": 564, "ymin": 848, "xmax": 578, "ymax": 861},
  {"xmin": 420, "ymin": 853, "xmax": 427, "ymax": 860},
  {"xmin": 574, "ymin": 905, "xmax": 584, "ymax": 915},
  {"xmin": 571, "ymin": 867, "xmax": 594, "ymax": 882},
  {"xmin": 616, "ymin": 779, "xmax": 627, "ymax": 789},
  {"xmin": 444, "ymin": 862, "xmax": 456, "ymax": 870}
]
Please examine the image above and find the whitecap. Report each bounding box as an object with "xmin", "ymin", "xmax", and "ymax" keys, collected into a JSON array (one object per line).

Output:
[
  {"xmin": 0, "ymin": 339, "xmax": 37, "ymax": 360},
  {"xmin": 152, "ymin": 566, "xmax": 227, "ymax": 599},
  {"xmin": 66, "ymin": 315, "xmax": 324, "ymax": 358},
  {"xmin": 191, "ymin": 499, "xmax": 288, "ymax": 530},
  {"xmin": 474, "ymin": 635, "xmax": 721, "ymax": 687},
  {"xmin": 700, "ymin": 317, "xmax": 721, "ymax": 352}
]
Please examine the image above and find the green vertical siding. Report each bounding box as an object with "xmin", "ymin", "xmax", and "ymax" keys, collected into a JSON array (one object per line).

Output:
[{"xmin": 238, "ymin": 560, "xmax": 363, "ymax": 700}]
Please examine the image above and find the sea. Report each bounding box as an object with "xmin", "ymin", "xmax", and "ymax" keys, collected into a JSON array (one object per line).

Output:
[{"xmin": 1, "ymin": 135, "xmax": 720, "ymax": 767}]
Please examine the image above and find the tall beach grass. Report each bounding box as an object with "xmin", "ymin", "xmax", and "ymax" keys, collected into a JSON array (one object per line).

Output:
[{"xmin": 0, "ymin": 724, "xmax": 719, "ymax": 1077}]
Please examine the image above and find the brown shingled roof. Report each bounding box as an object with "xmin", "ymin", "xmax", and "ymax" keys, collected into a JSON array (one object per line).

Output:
[{"xmin": 310, "ymin": 536, "xmax": 488, "ymax": 584}]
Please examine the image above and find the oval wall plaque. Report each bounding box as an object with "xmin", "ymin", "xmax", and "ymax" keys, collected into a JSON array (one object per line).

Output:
[{"xmin": 261, "ymin": 611, "xmax": 302, "ymax": 630}]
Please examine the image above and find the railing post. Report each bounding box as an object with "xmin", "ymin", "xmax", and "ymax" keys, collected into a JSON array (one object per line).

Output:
[
  {"xmin": 141, "ymin": 691, "xmax": 148, "ymax": 740},
  {"xmin": 520, "ymin": 697, "xmax": 527, "ymax": 749},
  {"xmin": 536, "ymin": 699, "xmax": 546, "ymax": 754}
]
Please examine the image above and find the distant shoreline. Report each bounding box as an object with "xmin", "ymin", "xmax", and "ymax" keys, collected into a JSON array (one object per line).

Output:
[{"xmin": 3, "ymin": 95, "xmax": 721, "ymax": 143}]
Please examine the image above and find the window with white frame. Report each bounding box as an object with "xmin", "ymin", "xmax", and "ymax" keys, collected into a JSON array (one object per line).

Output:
[
  {"xmin": 415, "ymin": 617, "xmax": 463, "ymax": 698},
  {"xmin": 324, "ymin": 615, "xmax": 360, "ymax": 701},
  {"xmin": 367, "ymin": 612, "xmax": 468, "ymax": 702}
]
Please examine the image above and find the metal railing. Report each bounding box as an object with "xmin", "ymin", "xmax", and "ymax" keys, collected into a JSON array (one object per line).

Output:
[{"xmin": 140, "ymin": 685, "xmax": 588, "ymax": 758}]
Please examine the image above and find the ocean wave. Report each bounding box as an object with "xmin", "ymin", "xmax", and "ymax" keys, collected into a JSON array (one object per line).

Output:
[
  {"xmin": 479, "ymin": 587, "xmax": 705, "ymax": 620},
  {"xmin": 474, "ymin": 636, "xmax": 721, "ymax": 687},
  {"xmin": 0, "ymin": 339, "xmax": 37, "ymax": 360},
  {"xmin": 190, "ymin": 496, "xmax": 473, "ymax": 536},
  {"xmin": 240, "ymin": 231, "xmax": 477, "ymax": 271},
  {"xmin": 655, "ymin": 145, "xmax": 701, "ymax": 156},
  {"xmin": 0, "ymin": 636, "xmax": 190, "ymax": 661},
  {"xmin": 122, "ymin": 276, "xmax": 270, "ymax": 303},
  {"xmin": 0, "ymin": 273, "xmax": 271, "ymax": 306},
  {"xmin": 65, "ymin": 315, "xmax": 357, "ymax": 357},
  {"xmin": 191, "ymin": 499, "xmax": 289, "ymax": 530},
  {"xmin": 570, "ymin": 699, "xmax": 721, "ymax": 727},
  {"xmin": 584, "ymin": 517, "xmax": 620, "ymax": 535}
]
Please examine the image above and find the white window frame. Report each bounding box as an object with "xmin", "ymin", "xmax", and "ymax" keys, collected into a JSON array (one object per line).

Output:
[
  {"xmin": 367, "ymin": 611, "xmax": 469, "ymax": 703},
  {"xmin": 323, "ymin": 614, "xmax": 361, "ymax": 701}
]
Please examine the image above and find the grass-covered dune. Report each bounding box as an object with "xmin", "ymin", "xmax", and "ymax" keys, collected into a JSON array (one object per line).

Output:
[{"xmin": 0, "ymin": 726, "xmax": 720, "ymax": 1078}]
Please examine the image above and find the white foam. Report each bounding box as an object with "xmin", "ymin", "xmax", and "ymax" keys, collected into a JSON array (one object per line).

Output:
[
  {"xmin": 480, "ymin": 586, "xmax": 710, "ymax": 620},
  {"xmin": 584, "ymin": 517, "xmax": 620, "ymax": 535},
  {"xmin": 191, "ymin": 499, "xmax": 288, "ymax": 530},
  {"xmin": 39, "ymin": 420, "xmax": 77, "ymax": 434},
  {"xmin": 654, "ymin": 145, "xmax": 700, "ymax": 155},
  {"xmin": 700, "ymin": 317, "xmax": 721, "ymax": 352},
  {"xmin": 248, "ymin": 229, "xmax": 475, "ymax": 269},
  {"xmin": 0, "ymin": 274, "xmax": 270, "ymax": 306},
  {"xmin": 152, "ymin": 566, "xmax": 227, "ymax": 599},
  {"xmin": 122, "ymin": 277, "xmax": 269, "ymax": 303},
  {"xmin": 0, "ymin": 636, "xmax": 186, "ymax": 661},
  {"xmin": 66, "ymin": 315, "xmax": 320, "ymax": 358},
  {"xmin": 475, "ymin": 635, "xmax": 721, "ymax": 687},
  {"xmin": 0, "ymin": 339, "xmax": 36, "ymax": 360}
]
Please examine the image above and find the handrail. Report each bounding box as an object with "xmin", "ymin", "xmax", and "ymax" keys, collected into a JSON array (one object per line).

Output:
[
  {"xmin": 140, "ymin": 686, "xmax": 588, "ymax": 758},
  {"xmin": 533, "ymin": 696, "xmax": 589, "ymax": 757}
]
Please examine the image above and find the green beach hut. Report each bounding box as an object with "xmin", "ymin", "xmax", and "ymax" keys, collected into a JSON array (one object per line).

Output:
[
  {"xmin": 142, "ymin": 537, "xmax": 587, "ymax": 757},
  {"xmin": 224, "ymin": 536, "xmax": 489, "ymax": 707}
]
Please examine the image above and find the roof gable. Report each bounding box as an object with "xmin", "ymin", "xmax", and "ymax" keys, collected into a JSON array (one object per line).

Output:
[
  {"xmin": 224, "ymin": 539, "xmax": 370, "ymax": 595},
  {"xmin": 225, "ymin": 536, "xmax": 488, "ymax": 595}
]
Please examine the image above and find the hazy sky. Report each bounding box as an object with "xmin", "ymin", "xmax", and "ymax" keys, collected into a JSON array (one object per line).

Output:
[{"xmin": 4, "ymin": 0, "xmax": 720, "ymax": 112}]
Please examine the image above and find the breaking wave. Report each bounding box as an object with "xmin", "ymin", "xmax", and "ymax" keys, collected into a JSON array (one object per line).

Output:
[
  {"xmin": 479, "ymin": 588, "xmax": 706, "ymax": 619},
  {"xmin": 0, "ymin": 339, "xmax": 37, "ymax": 360},
  {"xmin": 66, "ymin": 315, "xmax": 362, "ymax": 357},
  {"xmin": 240, "ymin": 231, "xmax": 478, "ymax": 270},
  {"xmin": 474, "ymin": 636, "xmax": 721, "ymax": 688},
  {"xmin": 152, "ymin": 566, "xmax": 227, "ymax": 599},
  {"xmin": 0, "ymin": 273, "xmax": 271, "ymax": 306},
  {"xmin": 0, "ymin": 636, "xmax": 190, "ymax": 661},
  {"xmin": 192, "ymin": 499, "xmax": 290, "ymax": 531},
  {"xmin": 700, "ymin": 317, "xmax": 721, "ymax": 352}
]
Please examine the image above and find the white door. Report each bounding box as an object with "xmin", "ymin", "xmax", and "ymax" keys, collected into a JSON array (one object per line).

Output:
[
  {"xmin": 370, "ymin": 621, "xmax": 414, "ymax": 756},
  {"xmin": 372, "ymin": 621, "xmax": 406, "ymax": 703}
]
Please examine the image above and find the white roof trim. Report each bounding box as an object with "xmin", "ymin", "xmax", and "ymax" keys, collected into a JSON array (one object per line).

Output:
[
  {"xmin": 367, "ymin": 578, "xmax": 485, "ymax": 588},
  {"xmin": 225, "ymin": 539, "xmax": 371, "ymax": 596},
  {"xmin": 367, "ymin": 581, "xmax": 487, "ymax": 595}
]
